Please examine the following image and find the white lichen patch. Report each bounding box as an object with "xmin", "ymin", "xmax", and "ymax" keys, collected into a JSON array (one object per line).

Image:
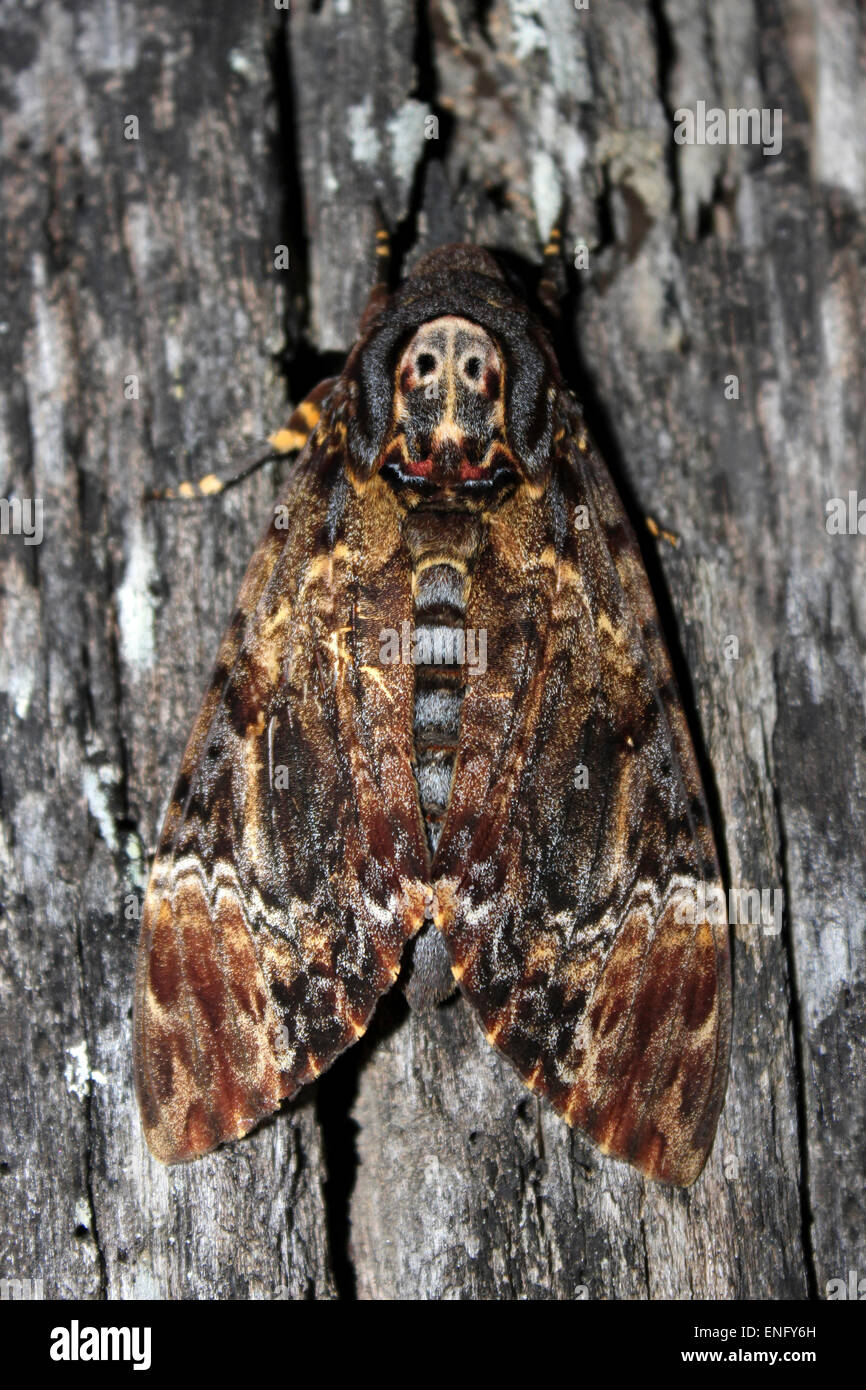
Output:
[
  {"xmin": 124, "ymin": 831, "xmax": 148, "ymax": 895},
  {"xmin": 509, "ymin": 0, "xmax": 548, "ymax": 61},
  {"xmin": 531, "ymin": 150, "xmax": 562, "ymax": 245},
  {"xmin": 74, "ymin": 1197, "xmax": 92, "ymax": 1232},
  {"xmin": 387, "ymin": 100, "xmax": 429, "ymax": 197},
  {"xmin": 82, "ymin": 763, "xmax": 119, "ymax": 852},
  {"xmin": 348, "ymin": 96, "xmax": 382, "ymax": 167},
  {"xmin": 0, "ymin": 563, "xmax": 40, "ymax": 719},
  {"xmin": 117, "ymin": 519, "xmax": 156, "ymax": 671},
  {"xmin": 64, "ymin": 1040, "xmax": 108, "ymax": 1103},
  {"xmin": 227, "ymin": 48, "xmax": 254, "ymax": 81}
]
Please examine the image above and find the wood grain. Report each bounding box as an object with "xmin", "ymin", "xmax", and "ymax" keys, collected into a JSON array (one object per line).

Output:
[{"xmin": 1, "ymin": 0, "xmax": 862, "ymax": 1300}]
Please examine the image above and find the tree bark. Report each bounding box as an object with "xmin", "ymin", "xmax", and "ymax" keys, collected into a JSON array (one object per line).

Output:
[{"xmin": 1, "ymin": 0, "xmax": 863, "ymax": 1301}]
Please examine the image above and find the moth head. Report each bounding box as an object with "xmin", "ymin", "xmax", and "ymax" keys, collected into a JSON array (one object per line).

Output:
[{"xmin": 347, "ymin": 246, "xmax": 559, "ymax": 489}]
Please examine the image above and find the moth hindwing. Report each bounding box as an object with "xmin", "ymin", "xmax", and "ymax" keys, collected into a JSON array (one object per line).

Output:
[{"xmin": 135, "ymin": 243, "xmax": 730, "ymax": 1185}]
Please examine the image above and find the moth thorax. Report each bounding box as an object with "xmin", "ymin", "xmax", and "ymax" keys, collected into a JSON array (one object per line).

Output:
[{"xmin": 385, "ymin": 315, "xmax": 510, "ymax": 487}]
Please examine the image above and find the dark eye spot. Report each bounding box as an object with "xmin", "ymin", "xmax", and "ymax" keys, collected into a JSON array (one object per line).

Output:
[
  {"xmin": 417, "ymin": 353, "xmax": 437, "ymax": 377},
  {"xmin": 463, "ymin": 356, "xmax": 482, "ymax": 381}
]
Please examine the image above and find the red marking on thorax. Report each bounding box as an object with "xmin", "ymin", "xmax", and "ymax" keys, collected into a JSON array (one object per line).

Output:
[{"xmin": 404, "ymin": 457, "xmax": 435, "ymax": 478}]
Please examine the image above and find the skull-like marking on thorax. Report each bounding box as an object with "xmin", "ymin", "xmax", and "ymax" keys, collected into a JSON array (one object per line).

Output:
[{"xmin": 385, "ymin": 316, "xmax": 511, "ymax": 486}]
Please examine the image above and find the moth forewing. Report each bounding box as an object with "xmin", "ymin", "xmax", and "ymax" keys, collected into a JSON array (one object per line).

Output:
[{"xmin": 134, "ymin": 430, "xmax": 428, "ymax": 1164}]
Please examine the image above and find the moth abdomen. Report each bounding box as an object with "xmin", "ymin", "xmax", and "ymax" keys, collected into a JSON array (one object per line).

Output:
[
  {"xmin": 413, "ymin": 686, "xmax": 462, "ymax": 751},
  {"xmin": 411, "ymin": 616, "xmax": 467, "ymax": 855},
  {"xmin": 411, "ymin": 561, "xmax": 466, "ymax": 619}
]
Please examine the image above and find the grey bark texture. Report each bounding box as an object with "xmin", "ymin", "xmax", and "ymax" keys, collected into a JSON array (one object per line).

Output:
[{"xmin": 0, "ymin": 0, "xmax": 863, "ymax": 1301}]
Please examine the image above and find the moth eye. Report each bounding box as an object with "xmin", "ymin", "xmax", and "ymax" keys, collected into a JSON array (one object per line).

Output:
[
  {"xmin": 416, "ymin": 352, "xmax": 437, "ymax": 378},
  {"xmin": 462, "ymin": 355, "xmax": 482, "ymax": 382}
]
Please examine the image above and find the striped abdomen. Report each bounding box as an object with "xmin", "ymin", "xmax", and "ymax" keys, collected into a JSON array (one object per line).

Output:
[
  {"xmin": 402, "ymin": 511, "xmax": 484, "ymax": 855},
  {"xmin": 412, "ymin": 561, "xmax": 468, "ymax": 853}
]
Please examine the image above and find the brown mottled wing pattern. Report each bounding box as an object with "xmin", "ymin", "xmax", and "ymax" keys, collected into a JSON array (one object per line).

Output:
[
  {"xmin": 134, "ymin": 418, "xmax": 429, "ymax": 1162},
  {"xmin": 433, "ymin": 402, "xmax": 730, "ymax": 1186}
]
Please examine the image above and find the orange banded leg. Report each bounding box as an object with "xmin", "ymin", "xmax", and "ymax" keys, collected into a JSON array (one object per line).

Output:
[
  {"xmin": 145, "ymin": 378, "xmax": 336, "ymax": 501},
  {"xmin": 267, "ymin": 378, "xmax": 335, "ymax": 454}
]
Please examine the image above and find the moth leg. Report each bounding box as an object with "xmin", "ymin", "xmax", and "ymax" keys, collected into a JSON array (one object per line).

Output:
[
  {"xmin": 145, "ymin": 378, "xmax": 337, "ymax": 501},
  {"xmin": 645, "ymin": 515, "xmax": 680, "ymax": 548},
  {"xmin": 266, "ymin": 377, "xmax": 336, "ymax": 454},
  {"xmin": 144, "ymin": 445, "xmax": 283, "ymax": 502}
]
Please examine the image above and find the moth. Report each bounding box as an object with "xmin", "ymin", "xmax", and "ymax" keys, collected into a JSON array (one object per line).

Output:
[{"xmin": 134, "ymin": 241, "xmax": 731, "ymax": 1185}]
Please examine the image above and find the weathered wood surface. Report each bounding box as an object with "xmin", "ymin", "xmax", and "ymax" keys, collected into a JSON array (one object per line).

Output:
[{"xmin": 0, "ymin": 0, "xmax": 863, "ymax": 1301}]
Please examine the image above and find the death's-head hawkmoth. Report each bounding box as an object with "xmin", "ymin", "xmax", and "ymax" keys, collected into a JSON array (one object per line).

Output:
[{"xmin": 134, "ymin": 242, "xmax": 730, "ymax": 1185}]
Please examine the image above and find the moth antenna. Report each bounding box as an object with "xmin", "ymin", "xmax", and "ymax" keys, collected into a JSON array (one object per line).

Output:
[
  {"xmin": 537, "ymin": 211, "xmax": 568, "ymax": 319},
  {"xmin": 373, "ymin": 200, "xmax": 392, "ymax": 284},
  {"xmin": 357, "ymin": 204, "xmax": 393, "ymax": 334}
]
